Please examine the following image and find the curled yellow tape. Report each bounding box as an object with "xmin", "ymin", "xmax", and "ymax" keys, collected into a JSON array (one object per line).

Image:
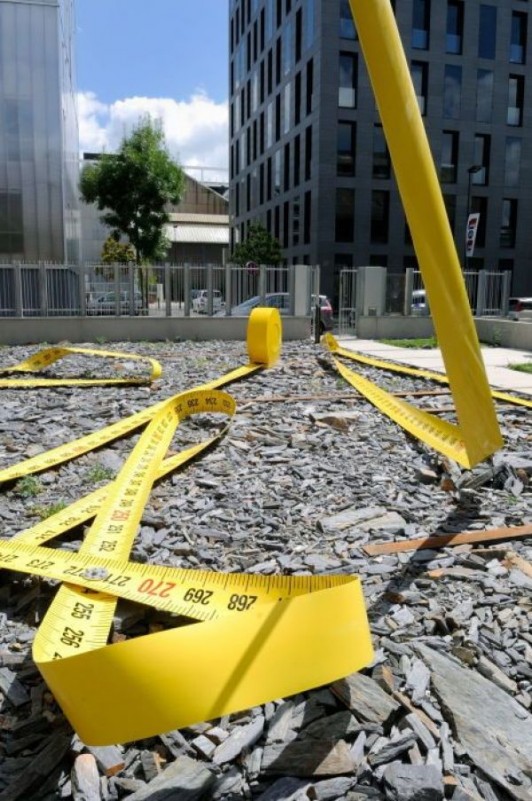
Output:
[{"xmin": 0, "ymin": 345, "xmax": 162, "ymax": 387}]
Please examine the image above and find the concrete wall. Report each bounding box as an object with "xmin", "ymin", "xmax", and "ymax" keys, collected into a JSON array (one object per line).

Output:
[
  {"xmin": 357, "ymin": 315, "xmax": 435, "ymax": 339},
  {"xmin": 0, "ymin": 316, "xmax": 311, "ymax": 346},
  {"xmin": 475, "ymin": 317, "xmax": 532, "ymax": 349},
  {"xmin": 357, "ymin": 314, "xmax": 532, "ymax": 350}
]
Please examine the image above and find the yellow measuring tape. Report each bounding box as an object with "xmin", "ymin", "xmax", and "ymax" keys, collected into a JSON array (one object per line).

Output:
[
  {"xmin": 325, "ymin": 335, "xmax": 532, "ymax": 411},
  {"xmin": 1, "ymin": 309, "xmax": 373, "ymax": 745},
  {"xmin": 0, "ymin": 345, "xmax": 163, "ymax": 387},
  {"xmin": 324, "ymin": 333, "xmax": 514, "ymax": 469}
]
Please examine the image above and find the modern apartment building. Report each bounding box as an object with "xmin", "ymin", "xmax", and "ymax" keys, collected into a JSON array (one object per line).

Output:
[
  {"xmin": 0, "ymin": 0, "xmax": 79, "ymax": 263},
  {"xmin": 229, "ymin": 0, "xmax": 532, "ymax": 300}
]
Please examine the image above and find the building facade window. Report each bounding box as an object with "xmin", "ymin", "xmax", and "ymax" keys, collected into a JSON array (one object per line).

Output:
[
  {"xmin": 371, "ymin": 190, "xmax": 390, "ymax": 244},
  {"xmin": 473, "ymin": 134, "xmax": 491, "ymax": 185},
  {"xmin": 411, "ymin": 60, "xmax": 428, "ymax": 115},
  {"xmin": 504, "ymin": 137, "xmax": 522, "ymax": 187},
  {"xmin": 478, "ymin": 5, "xmax": 497, "ymax": 59},
  {"xmin": 303, "ymin": 0, "xmax": 315, "ymax": 51},
  {"xmin": 500, "ymin": 198, "xmax": 517, "ymax": 247},
  {"xmin": 304, "ymin": 125, "xmax": 312, "ymax": 181},
  {"xmin": 412, "ymin": 0, "xmax": 430, "ymax": 50},
  {"xmin": 446, "ymin": 0, "xmax": 464, "ymax": 54},
  {"xmin": 335, "ymin": 188, "xmax": 355, "ymax": 242},
  {"xmin": 443, "ymin": 64, "xmax": 462, "ymax": 119},
  {"xmin": 510, "ymin": 11, "xmax": 527, "ymax": 64},
  {"xmin": 339, "ymin": 52, "xmax": 357, "ymax": 108},
  {"xmin": 372, "ymin": 125, "xmax": 390, "ymax": 179},
  {"xmin": 337, "ymin": 121, "xmax": 357, "ymax": 177},
  {"xmin": 306, "ymin": 59, "xmax": 314, "ymax": 115},
  {"xmin": 440, "ymin": 131, "xmax": 459, "ymax": 183},
  {"xmin": 0, "ymin": 193, "xmax": 24, "ymax": 255},
  {"xmin": 339, "ymin": 0, "xmax": 356, "ymax": 40},
  {"xmin": 508, "ymin": 74, "xmax": 524, "ymax": 126},
  {"xmin": 443, "ymin": 194, "xmax": 457, "ymax": 232},
  {"xmin": 476, "ymin": 69, "xmax": 494, "ymax": 122},
  {"xmin": 283, "ymin": 82, "xmax": 291, "ymax": 134}
]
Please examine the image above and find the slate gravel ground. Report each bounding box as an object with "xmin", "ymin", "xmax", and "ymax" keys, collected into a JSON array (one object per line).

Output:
[{"xmin": 0, "ymin": 338, "xmax": 531, "ymax": 801}]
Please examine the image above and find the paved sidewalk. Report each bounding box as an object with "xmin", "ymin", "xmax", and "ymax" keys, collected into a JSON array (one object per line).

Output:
[{"xmin": 337, "ymin": 337, "xmax": 532, "ymax": 396}]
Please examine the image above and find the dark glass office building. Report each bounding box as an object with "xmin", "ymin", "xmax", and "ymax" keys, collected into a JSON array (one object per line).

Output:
[
  {"xmin": 0, "ymin": 0, "xmax": 80, "ymax": 263},
  {"xmin": 229, "ymin": 0, "xmax": 532, "ymax": 299}
]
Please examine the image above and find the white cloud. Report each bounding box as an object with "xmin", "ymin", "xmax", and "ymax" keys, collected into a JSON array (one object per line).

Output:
[{"xmin": 77, "ymin": 91, "xmax": 229, "ymax": 181}]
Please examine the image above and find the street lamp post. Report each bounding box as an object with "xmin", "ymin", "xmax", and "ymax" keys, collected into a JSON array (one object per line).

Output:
[{"xmin": 464, "ymin": 165, "xmax": 482, "ymax": 268}]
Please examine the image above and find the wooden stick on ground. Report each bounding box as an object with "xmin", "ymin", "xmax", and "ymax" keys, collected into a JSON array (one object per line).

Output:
[{"xmin": 362, "ymin": 524, "xmax": 532, "ymax": 556}]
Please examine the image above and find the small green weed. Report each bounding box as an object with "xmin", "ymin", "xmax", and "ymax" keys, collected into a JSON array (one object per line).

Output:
[
  {"xmin": 15, "ymin": 476, "xmax": 43, "ymax": 498},
  {"xmin": 29, "ymin": 501, "xmax": 68, "ymax": 520},
  {"xmin": 86, "ymin": 464, "xmax": 116, "ymax": 483},
  {"xmin": 508, "ymin": 362, "xmax": 532, "ymax": 374},
  {"xmin": 380, "ymin": 337, "xmax": 438, "ymax": 348}
]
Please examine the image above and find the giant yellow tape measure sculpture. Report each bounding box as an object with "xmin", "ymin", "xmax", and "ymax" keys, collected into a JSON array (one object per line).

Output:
[
  {"xmin": 347, "ymin": 0, "xmax": 503, "ymax": 468},
  {"xmin": 0, "ymin": 309, "xmax": 373, "ymax": 745}
]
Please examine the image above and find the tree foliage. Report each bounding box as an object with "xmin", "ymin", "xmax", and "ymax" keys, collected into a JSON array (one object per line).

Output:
[
  {"xmin": 80, "ymin": 117, "xmax": 185, "ymax": 264},
  {"xmin": 230, "ymin": 222, "xmax": 282, "ymax": 265},
  {"xmin": 100, "ymin": 235, "xmax": 136, "ymax": 265}
]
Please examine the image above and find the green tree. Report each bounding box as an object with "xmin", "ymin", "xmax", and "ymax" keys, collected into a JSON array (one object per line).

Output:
[
  {"xmin": 80, "ymin": 117, "xmax": 184, "ymax": 267},
  {"xmin": 230, "ymin": 222, "xmax": 282, "ymax": 265},
  {"xmin": 100, "ymin": 235, "xmax": 136, "ymax": 265}
]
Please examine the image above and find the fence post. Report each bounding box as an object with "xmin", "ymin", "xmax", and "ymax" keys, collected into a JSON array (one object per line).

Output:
[
  {"xmin": 225, "ymin": 261, "xmax": 232, "ymax": 316},
  {"xmin": 165, "ymin": 264, "xmax": 172, "ymax": 317},
  {"xmin": 475, "ymin": 270, "xmax": 487, "ymax": 317},
  {"xmin": 313, "ymin": 265, "xmax": 321, "ymax": 344},
  {"xmin": 184, "ymin": 263, "xmax": 191, "ymax": 316},
  {"xmin": 207, "ymin": 263, "xmax": 214, "ymax": 316},
  {"xmin": 78, "ymin": 265, "xmax": 87, "ymax": 316},
  {"xmin": 113, "ymin": 263, "xmax": 120, "ymax": 315},
  {"xmin": 403, "ymin": 268, "xmax": 414, "ymax": 316},
  {"xmin": 39, "ymin": 263, "xmax": 48, "ymax": 316},
  {"xmin": 501, "ymin": 271, "xmax": 511, "ymax": 316},
  {"xmin": 128, "ymin": 264, "xmax": 135, "ymax": 316},
  {"xmin": 14, "ymin": 264, "xmax": 23, "ymax": 317},
  {"xmin": 258, "ymin": 264, "xmax": 266, "ymax": 303}
]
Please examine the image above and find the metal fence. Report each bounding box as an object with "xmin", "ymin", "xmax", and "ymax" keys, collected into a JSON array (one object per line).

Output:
[
  {"xmin": 0, "ymin": 262, "xmax": 318, "ymax": 319},
  {"xmin": 410, "ymin": 269, "xmax": 511, "ymax": 317},
  {"xmin": 336, "ymin": 267, "xmax": 511, "ymax": 336}
]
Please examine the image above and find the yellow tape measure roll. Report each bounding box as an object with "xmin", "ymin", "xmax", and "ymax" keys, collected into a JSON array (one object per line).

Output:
[
  {"xmin": 0, "ymin": 307, "xmax": 374, "ymax": 745},
  {"xmin": 0, "ymin": 345, "xmax": 162, "ymax": 387},
  {"xmin": 247, "ymin": 307, "xmax": 282, "ymax": 366}
]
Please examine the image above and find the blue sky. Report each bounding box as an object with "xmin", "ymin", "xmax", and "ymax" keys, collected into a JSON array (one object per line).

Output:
[{"xmin": 75, "ymin": 0, "xmax": 230, "ymax": 176}]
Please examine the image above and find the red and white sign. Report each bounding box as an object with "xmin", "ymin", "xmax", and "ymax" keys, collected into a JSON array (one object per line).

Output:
[{"xmin": 465, "ymin": 213, "xmax": 480, "ymax": 258}]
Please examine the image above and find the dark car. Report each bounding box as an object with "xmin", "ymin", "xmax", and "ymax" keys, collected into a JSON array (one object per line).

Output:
[
  {"xmin": 508, "ymin": 297, "xmax": 532, "ymax": 320},
  {"xmin": 222, "ymin": 292, "xmax": 333, "ymax": 333}
]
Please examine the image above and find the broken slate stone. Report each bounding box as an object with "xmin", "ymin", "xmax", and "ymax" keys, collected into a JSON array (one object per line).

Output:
[
  {"xmin": 416, "ymin": 644, "xmax": 532, "ymax": 801},
  {"xmin": 382, "ymin": 762, "xmax": 444, "ymax": 801},
  {"xmin": 331, "ymin": 671, "xmax": 400, "ymax": 724}
]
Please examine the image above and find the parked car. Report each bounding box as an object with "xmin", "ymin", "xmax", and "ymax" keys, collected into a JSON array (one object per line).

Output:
[
  {"xmin": 311, "ymin": 294, "xmax": 334, "ymax": 332},
  {"xmin": 221, "ymin": 292, "xmax": 334, "ymax": 333},
  {"xmin": 191, "ymin": 289, "xmax": 224, "ymax": 313},
  {"xmin": 87, "ymin": 291, "xmax": 142, "ymax": 315},
  {"xmin": 411, "ymin": 288, "xmax": 430, "ymax": 315},
  {"xmin": 508, "ymin": 297, "xmax": 532, "ymax": 320}
]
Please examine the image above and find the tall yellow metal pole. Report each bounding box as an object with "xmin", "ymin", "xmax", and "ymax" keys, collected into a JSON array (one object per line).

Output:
[{"xmin": 348, "ymin": 0, "xmax": 502, "ymax": 464}]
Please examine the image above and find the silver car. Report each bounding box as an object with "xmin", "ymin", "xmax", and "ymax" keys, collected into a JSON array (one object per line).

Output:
[{"xmin": 87, "ymin": 291, "xmax": 142, "ymax": 315}]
